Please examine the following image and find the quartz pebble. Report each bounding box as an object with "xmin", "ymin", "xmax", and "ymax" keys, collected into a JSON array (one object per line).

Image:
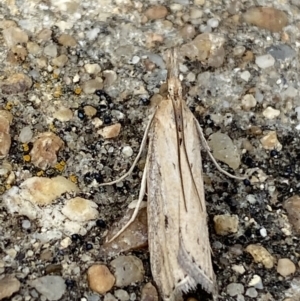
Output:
[
  {"xmin": 246, "ymin": 288, "xmax": 258, "ymax": 298},
  {"xmin": 53, "ymin": 107, "xmax": 73, "ymax": 121},
  {"xmin": 28, "ymin": 276, "xmax": 66, "ymax": 301},
  {"xmin": 30, "ymin": 132, "xmax": 64, "ymax": 170},
  {"xmin": 141, "ymin": 282, "xmax": 158, "ymax": 301},
  {"xmin": 1, "ymin": 73, "xmax": 32, "ymax": 94},
  {"xmin": 226, "ymin": 283, "xmax": 244, "ymax": 296},
  {"xmin": 122, "ymin": 146, "xmax": 133, "ymax": 158},
  {"xmin": 246, "ymin": 244, "xmax": 275, "ymax": 269},
  {"xmin": 84, "ymin": 63, "xmax": 101, "ymax": 74},
  {"xmin": 114, "ymin": 289, "xmax": 130, "ymax": 301},
  {"xmin": 0, "ymin": 275, "xmax": 21, "ymax": 300},
  {"xmin": 19, "ymin": 126, "xmax": 33, "ymax": 143},
  {"xmin": 52, "ymin": 54, "xmax": 68, "ymax": 67},
  {"xmin": 87, "ymin": 265, "xmax": 115, "ymax": 294},
  {"xmin": 208, "ymin": 132, "xmax": 240, "ymax": 169},
  {"xmin": 2, "ymin": 27, "xmax": 28, "ymax": 48},
  {"xmin": 260, "ymin": 131, "xmax": 282, "ymax": 151},
  {"xmin": 241, "ymin": 94, "xmax": 256, "ymax": 110},
  {"xmin": 58, "ymin": 33, "xmax": 77, "ymax": 47},
  {"xmin": 248, "ymin": 274, "xmax": 263, "ymax": 289},
  {"xmin": 98, "ymin": 123, "xmax": 121, "ymax": 139},
  {"xmin": 277, "ymin": 258, "xmax": 296, "ymax": 277},
  {"xmin": 255, "ymin": 54, "xmax": 275, "ymax": 69},
  {"xmin": 262, "ymin": 107, "xmax": 280, "ymax": 119},
  {"xmin": 44, "ymin": 43, "xmax": 58, "ymax": 57},
  {"xmin": 214, "ymin": 214, "xmax": 239, "ymax": 235},
  {"xmin": 284, "ymin": 195, "xmax": 300, "ymax": 233},
  {"xmin": 144, "ymin": 5, "xmax": 168, "ymax": 20},
  {"xmin": 82, "ymin": 78, "xmax": 104, "ymax": 94},
  {"xmin": 111, "ymin": 255, "xmax": 145, "ymax": 287}
]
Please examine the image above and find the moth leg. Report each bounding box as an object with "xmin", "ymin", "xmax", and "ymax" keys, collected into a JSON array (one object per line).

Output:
[
  {"xmin": 106, "ymin": 157, "xmax": 148, "ymax": 243},
  {"xmin": 194, "ymin": 118, "xmax": 246, "ymax": 180},
  {"xmin": 99, "ymin": 109, "xmax": 156, "ymax": 186}
]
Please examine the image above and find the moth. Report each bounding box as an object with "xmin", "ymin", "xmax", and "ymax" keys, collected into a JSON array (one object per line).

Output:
[{"xmin": 101, "ymin": 49, "xmax": 240, "ymax": 300}]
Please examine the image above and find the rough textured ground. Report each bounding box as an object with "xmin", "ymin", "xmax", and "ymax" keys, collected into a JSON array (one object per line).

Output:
[{"xmin": 1, "ymin": 1, "xmax": 300, "ymax": 301}]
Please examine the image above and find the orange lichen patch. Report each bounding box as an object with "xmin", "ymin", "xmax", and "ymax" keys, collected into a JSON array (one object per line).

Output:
[
  {"xmin": 22, "ymin": 143, "xmax": 29, "ymax": 152},
  {"xmin": 48, "ymin": 123, "xmax": 56, "ymax": 132},
  {"xmin": 53, "ymin": 86, "xmax": 62, "ymax": 98},
  {"xmin": 23, "ymin": 154, "xmax": 31, "ymax": 162},
  {"xmin": 69, "ymin": 174, "xmax": 78, "ymax": 183},
  {"xmin": 36, "ymin": 170, "xmax": 44, "ymax": 177},
  {"xmin": 5, "ymin": 101, "xmax": 13, "ymax": 110},
  {"xmin": 74, "ymin": 87, "xmax": 82, "ymax": 95},
  {"xmin": 55, "ymin": 160, "xmax": 66, "ymax": 172}
]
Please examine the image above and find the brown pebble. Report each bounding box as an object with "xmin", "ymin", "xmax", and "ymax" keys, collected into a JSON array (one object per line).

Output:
[
  {"xmin": 180, "ymin": 24, "xmax": 196, "ymax": 40},
  {"xmin": 145, "ymin": 5, "xmax": 168, "ymax": 20},
  {"xmin": 52, "ymin": 54, "xmax": 68, "ymax": 67},
  {"xmin": 58, "ymin": 33, "xmax": 77, "ymax": 47},
  {"xmin": 45, "ymin": 264, "xmax": 63, "ymax": 275},
  {"xmin": 214, "ymin": 214, "xmax": 239, "ymax": 235},
  {"xmin": 1, "ymin": 73, "xmax": 32, "ymax": 94},
  {"xmin": 87, "ymin": 265, "xmax": 115, "ymax": 294},
  {"xmin": 30, "ymin": 132, "xmax": 64, "ymax": 170},
  {"xmin": 2, "ymin": 27, "xmax": 28, "ymax": 48},
  {"xmin": 98, "ymin": 123, "xmax": 121, "ymax": 139},
  {"xmin": 37, "ymin": 28, "xmax": 52, "ymax": 41},
  {"xmin": 243, "ymin": 7, "xmax": 288, "ymax": 32},
  {"xmin": 141, "ymin": 282, "xmax": 158, "ymax": 301},
  {"xmin": 0, "ymin": 275, "xmax": 21, "ymax": 300},
  {"xmin": 84, "ymin": 105, "xmax": 97, "ymax": 117},
  {"xmin": 246, "ymin": 244, "xmax": 275, "ymax": 269},
  {"xmin": 283, "ymin": 195, "xmax": 300, "ymax": 233},
  {"xmin": 277, "ymin": 258, "xmax": 296, "ymax": 277}
]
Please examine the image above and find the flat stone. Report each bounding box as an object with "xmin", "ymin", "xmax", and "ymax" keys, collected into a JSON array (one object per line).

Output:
[
  {"xmin": 58, "ymin": 33, "xmax": 77, "ymax": 47},
  {"xmin": 226, "ymin": 283, "xmax": 244, "ymax": 296},
  {"xmin": 0, "ymin": 275, "xmax": 21, "ymax": 300},
  {"xmin": 267, "ymin": 44, "xmax": 296, "ymax": 61},
  {"xmin": 1, "ymin": 73, "xmax": 32, "ymax": 94},
  {"xmin": 98, "ymin": 123, "xmax": 121, "ymax": 139},
  {"xmin": 87, "ymin": 265, "xmax": 115, "ymax": 294},
  {"xmin": 214, "ymin": 214, "xmax": 239, "ymax": 235},
  {"xmin": 29, "ymin": 276, "xmax": 66, "ymax": 301},
  {"xmin": 277, "ymin": 258, "xmax": 296, "ymax": 277},
  {"xmin": 246, "ymin": 244, "xmax": 275, "ymax": 269},
  {"xmin": 255, "ymin": 54, "xmax": 275, "ymax": 69}
]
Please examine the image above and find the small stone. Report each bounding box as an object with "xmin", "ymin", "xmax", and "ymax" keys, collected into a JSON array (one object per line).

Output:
[
  {"xmin": 214, "ymin": 214, "xmax": 239, "ymax": 235},
  {"xmin": 111, "ymin": 255, "xmax": 145, "ymax": 287},
  {"xmin": 83, "ymin": 106, "xmax": 97, "ymax": 117},
  {"xmin": 20, "ymin": 176, "xmax": 79, "ymax": 206},
  {"xmin": 241, "ymin": 94, "xmax": 256, "ymax": 110},
  {"xmin": 29, "ymin": 276, "xmax": 66, "ymax": 300},
  {"xmin": 104, "ymin": 293, "xmax": 117, "ymax": 301},
  {"xmin": 277, "ymin": 258, "xmax": 296, "ymax": 277},
  {"xmin": 232, "ymin": 264, "xmax": 245, "ymax": 274},
  {"xmin": 82, "ymin": 78, "xmax": 104, "ymax": 94},
  {"xmin": 240, "ymin": 71, "xmax": 251, "ymax": 82},
  {"xmin": 60, "ymin": 237, "xmax": 72, "ymax": 249},
  {"xmin": 141, "ymin": 282, "xmax": 158, "ymax": 301},
  {"xmin": 2, "ymin": 27, "xmax": 28, "ymax": 48},
  {"xmin": 0, "ymin": 110, "xmax": 13, "ymax": 158},
  {"xmin": 98, "ymin": 123, "xmax": 121, "ymax": 139},
  {"xmin": 246, "ymin": 288, "xmax": 258, "ymax": 298},
  {"xmin": 144, "ymin": 5, "xmax": 168, "ymax": 20},
  {"xmin": 190, "ymin": 9, "xmax": 203, "ymax": 19},
  {"xmin": 0, "ymin": 275, "xmax": 21, "ymax": 300},
  {"xmin": 37, "ymin": 28, "xmax": 52, "ymax": 41},
  {"xmin": 103, "ymin": 70, "xmax": 118, "ymax": 87},
  {"xmin": 30, "ymin": 132, "xmax": 64, "ymax": 170},
  {"xmin": 19, "ymin": 126, "xmax": 33, "ymax": 143},
  {"xmin": 255, "ymin": 54, "xmax": 275, "ymax": 69},
  {"xmin": 58, "ymin": 34, "xmax": 77, "ymax": 47},
  {"xmin": 284, "ymin": 195, "xmax": 300, "ymax": 233},
  {"xmin": 22, "ymin": 219, "xmax": 31, "ymax": 229},
  {"xmin": 84, "ymin": 63, "xmax": 101, "ymax": 74},
  {"xmin": 260, "ymin": 228, "xmax": 267, "ymax": 237},
  {"xmin": 87, "ymin": 265, "xmax": 115, "ymax": 294},
  {"xmin": 243, "ymin": 7, "xmax": 288, "ymax": 32},
  {"xmin": 62, "ymin": 197, "xmax": 99, "ymax": 222},
  {"xmin": 122, "ymin": 146, "xmax": 133, "ymax": 158},
  {"xmin": 246, "ymin": 244, "xmax": 275, "ymax": 269},
  {"xmin": 44, "ymin": 43, "xmax": 58, "ymax": 57},
  {"xmin": 52, "ymin": 55, "xmax": 68, "ymax": 67},
  {"xmin": 248, "ymin": 274, "xmax": 263, "ymax": 289},
  {"xmin": 260, "ymin": 131, "xmax": 282, "ymax": 151},
  {"xmin": 207, "ymin": 18, "xmax": 219, "ymax": 28},
  {"xmin": 102, "ymin": 208, "xmax": 148, "ymax": 256},
  {"xmin": 262, "ymin": 107, "xmax": 280, "ymax": 120},
  {"xmin": 114, "ymin": 289, "xmax": 130, "ymax": 301},
  {"xmin": 53, "ymin": 107, "xmax": 73, "ymax": 122},
  {"xmin": 180, "ymin": 24, "xmax": 196, "ymax": 40},
  {"xmin": 226, "ymin": 283, "xmax": 244, "ymax": 296},
  {"xmin": 267, "ymin": 44, "xmax": 296, "ymax": 61},
  {"xmin": 282, "ymin": 86, "xmax": 298, "ymax": 100},
  {"xmin": 194, "ymin": 0, "xmax": 205, "ymax": 5},
  {"xmin": 1, "ymin": 73, "xmax": 32, "ymax": 94},
  {"xmin": 208, "ymin": 132, "xmax": 241, "ymax": 169}
]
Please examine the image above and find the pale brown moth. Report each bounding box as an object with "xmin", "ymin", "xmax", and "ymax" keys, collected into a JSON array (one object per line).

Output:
[{"xmin": 101, "ymin": 49, "xmax": 242, "ymax": 301}]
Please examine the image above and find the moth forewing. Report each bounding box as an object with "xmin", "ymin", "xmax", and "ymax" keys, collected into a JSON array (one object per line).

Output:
[{"xmin": 147, "ymin": 49, "xmax": 216, "ymax": 300}]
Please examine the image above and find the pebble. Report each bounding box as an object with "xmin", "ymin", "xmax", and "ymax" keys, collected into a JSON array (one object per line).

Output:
[
  {"xmin": 241, "ymin": 94, "xmax": 256, "ymax": 110},
  {"xmin": 284, "ymin": 195, "xmax": 300, "ymax": 233},
  {"xmin": 260, "ymin": 228, "xmax": 267, "ymax": 237},
  {"xmin": 231, "ymin": 264, "xmax": 245, "ymax": 274},
  {"xmin": 114, "ymin": 289, "xmax": 130, "ymax": 301},
  {"xmin": 240, "ymin": 71, "xmax": 251, "ymax": 82},
  {"xmin": 1, "ymin": 73, "xmax": 32, "ymax": 94},
  {"xmin": 180, "ymin": 24, "xmax": 196, "ymax": 40},
  {"xmin": 52, "ymin": 54, "xmax": 69, "ymax": 67},
  {"xmin": 141, "ymin": 282, "xmax": 158, "ymax": 301},
  {"xmin": 28, "ymin": 275, "xmax": 66, "ymax": 301},
  {"xmin": 260, "ymin": 131, "xmax": 282, "ymax": 151},
  {"xmin": 246, "ymin": 287, "xmax": 258, "ymax": 298},
  {"xmin": 248, "ymin": 274, "xmax": 263, "ymax": 289},
  {"xmin": 98, "ymin": 123, "xmax": 121, "ymax": 139},
  {"xmin": 0, "ymin": 110, "xmax": 13, "ymax": 158},
  {"xmin": 82, "ymin": 78, "xmax": 104, "ymax": 94},
  {"xmin": 60, "ymin": 237, "xmax": 72, "ymax": 249},
  {"xmin": 267, "ymin": 44, "xmax": 296, "ymax": 61},
  {"xmin": 111, "ymin": 255, "xmax": 145, "ymax": 287},
  {"xmin": 30, "ymin": 132, "xmax": 64, "ymax": 170},
  {"xmin": 84, "ymin": 63, "xmax": 101, "ymax": 74},
  {"xmin": 53, "ymin": 107, "xmax": 73, "ymax": 122},
  {"xmin": 262, "ymin": 107, "xmax": 280, "ymax": 119},
  {"xmin": 207, "ymin": 18, "xmax": 219, "ymax": 28},
  {"xmin": 246, "ymin": 244, "xmax": 275, "ymax": 269},
  {"xmin": 213, "ymin": 214, "xmax": 239, "ymax": 235},
  {"xmin": 0, "ymin": 275, "xmax": 21, "ymax": 300},
  {"xmin": 19, "ymin": 126, "xmax": 33, "ymax": 143},
  {"xmin": 242, "ymin": 7, "xmax": 288, "ymax": 32},
  {"xmin": 255, "ymin": 54, "xmax": 275, "ymax": 69},
  {"xmin": 103, "ymin": 70, "xmax": 118, "ymax": 87},
  {"xmin": 2, "ymin": 27, "xmax": 28, "ymax": 48},
  {"xmin": 44, "ymin": 43, "xmax": 58, "ymax": 57},
  {"xmin": 36, "ymin": 28, "xmax": 52, "ymax": 41},
  {"xmin": 144, "ymin": 5, "xmax": 168, "ymax": 20},
  {"xmin": 62, "ymin": 197, "xmax": 99, "ymax": 222},
  {"xmin": 102, "ymin": 208, "xmax": 148, "ymax": 256},
  {"xmin": 122, "ymin": 146, "xmax": 133, "ymax": 158},
  {"xmin": 207, "ymin": 132, "xmax": 241, "ymax": 169},
  {"xmin": 87, "ymin": 265, "xmax": 115, "ymax": 294},
  {"xmin": 226, "ymin": 283, "xmax": 244, "ymax": 296},
  {"xmin": 84, "ymin": 106, "xmax": 97, "ymax": 117},
  {"xmin": 21, "ymin": 219, "xmax": 31, "ymax": 229},
  {"xmin": 58, "ymin": 33, "xmax": 77, "ymax": 47},
  {"xmin": 104, "ymin": 293, "xmax": 117, "ymax": 301},
  {"xmin": 277, "ymin": 258, "xmax": 296, "ymax": 277}
]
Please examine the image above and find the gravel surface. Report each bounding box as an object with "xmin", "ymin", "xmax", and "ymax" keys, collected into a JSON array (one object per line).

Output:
[{"xmin": 1, "ymin": 1, "xmax": 300, "ymax": 301}]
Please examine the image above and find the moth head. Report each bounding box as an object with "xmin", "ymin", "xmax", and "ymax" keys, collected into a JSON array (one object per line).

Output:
[{"xmin": 168, "ymin": 77, "xmax": 182, "ymax": 99}]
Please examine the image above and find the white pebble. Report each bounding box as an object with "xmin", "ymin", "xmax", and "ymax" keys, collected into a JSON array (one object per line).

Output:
[
  {"xmin": 255, "ymin": 54, "xmax": 275, "ymax": 69},
  {"xmin": 122, "ymin": 146, "xmax": 133, "ymax": 158},
  {"xmin": 22, "ymin": 219, "xmax": 31, "ymax": 229},
  {"xmin": 260, "ymin": 228, "xmax": 267, "ymax": 237},
  {"xmin": 248, "ymin": 274, "xmax": 263, "ymax": 289},
  {"xmin": 240, "ymin": 71, "xmax": 251, "ymax": 82},
  {"xmin": 207, "ymin": 18, "xmax": 219, "ymax": 28},
  {"xmin": 131, "ymin": 56, "xmax": 140, "ymax": 64},
  {"xmin": 19, "ymin": 126, "xmax": 33, "ymax": 143},
  {"xmin": 262, "ymin": 107, "xmax": 280, "ymax": 119}
]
